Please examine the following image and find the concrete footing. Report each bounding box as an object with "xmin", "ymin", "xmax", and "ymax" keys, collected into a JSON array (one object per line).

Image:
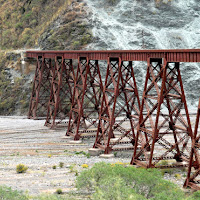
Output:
[
  {"xmin": 61, "ymin": 136, "xmax": 73, "ymax": 139},
  {"xmin": 88, "ymin": 148, "xmax": 103, "ymax": 156},
  {"xmin": 99, "ymin": 153, "xmax": 114, "ymax": 159},
  {"xmin": 110, "ymin": 138, "xmax": 119, "ymax": 143},
  {"xmin": 68, "ymin": 140, "xmax": 82, "ymax": 144}
]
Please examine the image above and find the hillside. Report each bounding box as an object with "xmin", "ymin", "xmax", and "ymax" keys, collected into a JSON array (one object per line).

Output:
[
  {"xmin": 0, "ymin": 0, "xmax": 93, "ymax": 115},
  {"xmin": 0, "ymin": 0, "xmax": 92, "ymax": 50}
]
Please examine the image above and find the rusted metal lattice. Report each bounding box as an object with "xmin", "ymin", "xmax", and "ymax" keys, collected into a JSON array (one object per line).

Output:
[
  {"xmin": 130, "ymin": 58, "xmax": 193, "ymax": 168},
  {"xmin": 26, "ymin": 50, "xmax": 200, "ymax": 170},
  {"xmin": 93, "ymin": 58, "xmax": 140, "ymax": 154},
  {"xmin": 184, "ymin": 98, "xmax": 200, "ymax": 190},
  {"xmin": 28, "ymin": 56, "xmax": 52, "ymax": 119},
  {"xmin": 45, "ymin": 58, "xmax": 75, "ymax": 128},
  {"xmin": 66, "ymin": 58, "xmax": 103, "ymax": 140}
]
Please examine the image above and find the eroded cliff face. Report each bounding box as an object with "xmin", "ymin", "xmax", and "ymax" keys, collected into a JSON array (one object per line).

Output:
[
  {"xmin": 84, "ymin": 0, "xmax": 200, "ymax": 108},
  {"xmin": 85, "ymin": 0, "xmax": 200, "ymax": 50},
  {"xmin": 1, "ymin": 0, "xmax": 200, "ymax": 115}
]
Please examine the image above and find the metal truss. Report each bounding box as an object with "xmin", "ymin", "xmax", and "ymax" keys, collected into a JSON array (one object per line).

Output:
[
  {"xmin": 131, "ymin": 58, "xmax": 193, "ymax": 168},
  {"xmin": 93, "ymin": 58, "xmax": 140, "ymax": 154},
  {"xmin": 26, "ymin": 50, "xmax": 200, "ymax": 176},
  {"xmin": 45, "ymin": 58, "xmax": 75, "ymax": 128},
  {"xmin": 28, "ymin": 56, "xmax": 52, "ymax": 119},
  {"xmin": 66, "ymin": 58, "xmax": 103, "ymax": 140},
  {"xmin": 184, "ymin": 98, "xmax": 200, "ymax": 190}
]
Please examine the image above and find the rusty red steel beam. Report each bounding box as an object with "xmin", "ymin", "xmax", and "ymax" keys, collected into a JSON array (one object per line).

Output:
[
  {"xmin": 93, "ymin": 58, "xmax": 141, "ymax": 153},
  {"xmin": 45, "ymin": 58, "xmax": 75, "ymax": 128},
  {"xmin": 66, "ymin": 58, "xmax": 103, "ymax": 140},
  {"xmin": 28, "ymin": 56, "xmax": 52, "ymax": 119},
  {"xmin": 130, "ymin": 59, "xmax": 193, "ymax": 168},
  {"xmin": 26, "ymin": 49, "xmax": 200, "ymax": 62},
  {"xmin": 184, "ymin": 98, "xmax": 200, "ymax": 190}
]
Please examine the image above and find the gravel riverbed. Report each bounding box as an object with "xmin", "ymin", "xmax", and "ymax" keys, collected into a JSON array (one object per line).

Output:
[{"xmin": 0, "ymin": 116, "xmax": 190, "ymax": 195}]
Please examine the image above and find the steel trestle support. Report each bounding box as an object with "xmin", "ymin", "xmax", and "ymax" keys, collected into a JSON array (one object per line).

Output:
[
  {"xmin": 66, "ymin": 58, "xmax": 103, "ymax": 140},
  {"xmin": 184, "ymin": 98, "xmax": 200, "ymax": 190},
  {"xmin": 93, "ymin": 58, "xmax": 141, "ymax": 154},
  {"xmin": 130, "ymin": 58, "xmax": 193, "ymax": 168},
  {"xmin": 28, "ymin": 56, "xmax": 52, "ymax": 119},
  {"xmin": 45, "ymin": 58, "xmax": 75, "ymax": 128},
  {"xmin": 26, "ymin": 50, "xmax": 200, "ymax": 178}
]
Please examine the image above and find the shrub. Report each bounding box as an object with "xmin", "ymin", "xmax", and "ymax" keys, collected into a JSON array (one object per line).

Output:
[
  {"xmin": 69, "ymin": 164, "xmax": 78, "ymax": 176},
  {"xmin": 156, "ymin": 160, "xmax": 169, "ymax": 167},
  {"xmin": 174, "ymin": 173, "xmax": 181, "ymax": 179},
  {"xmin": 0, "ymin": 186, "xmax": 28, "ymax": 200},
  {"xmin": 92, "ymin": 176, "xmax": 139, "ymax": 200},
  {"xmin": 81, "ymin": 164, "xmax": 88, "ymax": 168},
  {"xmin": 75, "ymin": 151, "xmax": 90, "ymax": 158},
  {"xmin": 55, "ymin": 188, "xmax": 63, "ymax": 194},
  {"xmin": 16, "ymin": 164, "xmax": 28, "ymax": 173},
  {"xmin": 107, "ymin": 0, "xmax": 118, "ymax": 5},
  {"xmin": 160, "ymin": 168, "xmax": 174, "ymax": 175},
  {"xmin": 72, "ymin": 41, "xmax": 80, "ymax": 49},
  {"xmin": 59, "ymin": 162, "xmax": 64, "ymax": 168},
  {"xmin": 52, "ymin": 165, "xmax": 56, "ymax": 169},
  {"xmin": 15, "ymin": 22, "xmax": 23, "ymax": 30},
  {"xmin": 76, "ymin": 162, "xmax": 185, "ymax": 200}
]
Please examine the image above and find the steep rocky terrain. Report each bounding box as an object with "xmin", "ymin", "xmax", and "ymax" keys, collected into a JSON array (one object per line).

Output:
[
  {"xmin": 0, "ymin": 0, "xmax": 92, "ymax": 115},
  {"xmin": 85, "ymin": 0, "xmax": 200, "ymax": 108},
  {"xmin": 1, "ymin": 0, "xmax": 200, "ymax": 115},
  {"xmin": 0, "ymin": 0, "xmax": 92, "ymax": 50}
]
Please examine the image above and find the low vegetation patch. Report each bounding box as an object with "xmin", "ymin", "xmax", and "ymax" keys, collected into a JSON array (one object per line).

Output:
[
  {"xmin": 55, "ymin": 188, "xmax": 63, "ymax": 195},
  {"xmin": 0, "ymin": 186, "xmax": 28, "ymax": 200},
  {"xmin": 16, "ymin": 164, "xmax": 28, "ymax": 173},
  {"xmin": 1, "ymin": 162, "xmax": 200, "ymax": 200},
  {"xmin": 77, "ymin": 162, "xmax": 199, "ymax": 200},
  {"xmin": 52, "ymin": 165, "xmax": 57, "ymax": 170},
  {"xmin": 81, "ymin": 164, "xmax": 89, "ymax": 168},
  {"xmin": 75, "ymin": 151, "xmax": 91, "ymax": 158},
  {"xmin": 59, "ymin": 162, "xmax": 64, "ymax": 168},
  {"xmin": 0, "ymin": 186, "xmax": 79, "ymax": 200}
]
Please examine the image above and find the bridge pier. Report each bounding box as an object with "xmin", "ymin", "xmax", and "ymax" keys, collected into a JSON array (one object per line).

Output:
[
  {"xmin": 93, "ymin": 58, "xmax": 140, "ymax": 154},
  {"xmin": 28, "ymin": 56, "xmax": 52, "ymax": 119},
  {"xmin": 66, "ymin": 58, "xmax": 103, "ymax": 140},
  {"xmin": 131, "ymin": 58, "xmax": 193, "ymax": 168},
  {"xmin": 184, "ymin": 98, "xmax": 200, "ymax": 190},
  {"xmin": 45, "ymin": 58, "xmax": 75, "ymax": 128}
]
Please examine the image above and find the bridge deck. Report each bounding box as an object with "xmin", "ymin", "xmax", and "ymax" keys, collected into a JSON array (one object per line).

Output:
[{"xmin": 26, "ymin": 49, "xmax": 200, "ymax": 62}]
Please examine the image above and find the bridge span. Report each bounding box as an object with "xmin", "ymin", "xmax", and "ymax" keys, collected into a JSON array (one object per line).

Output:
[{"xmin": 26, "ymin": 49, "xmax": 200, "ymax": 190}]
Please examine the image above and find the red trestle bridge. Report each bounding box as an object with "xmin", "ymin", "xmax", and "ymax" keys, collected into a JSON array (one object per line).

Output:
[{"xmin": 26, "ymin": 49, "xmax": 200, "ymax": 190}]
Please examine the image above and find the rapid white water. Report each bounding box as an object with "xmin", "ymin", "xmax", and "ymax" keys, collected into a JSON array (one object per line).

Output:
[{"xmin": 84, "ymin": 0, "xmax": 200, "ymax": 109}]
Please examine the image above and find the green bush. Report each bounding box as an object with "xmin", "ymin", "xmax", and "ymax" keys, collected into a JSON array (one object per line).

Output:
[
  {"xmin": 16, "ymin": 164, "xmax": 28, "ymax": 173},
  {"xmin": 75, "ymin": 151, "xmax": 91, "ymax": 158},
  {"xmin": 52, "ymin": 165, "xmax": 57, "ymax": 169},
  {"xmin": 187, "ymin": 190, "xmax": 200, "ymax": 200},
  {"xmin": 55, "ymin": 188, "xmax": 63, "ymax": 194},
  {"xmin": 59, "ymin": 162, "xmax": 64, "ymax": 168},
  {"xmin": 15, "ymin": 22, "xmax": 23, "ymax": 30},
  {"xmin": 76, "ymin": 162, "xmax": 185, "ymax": 200},
  {"xmin": 160, "ymin": 168, "xmax": 174, "ymax": 175},
  {"xmin": 0, "ymin": 186, "xmax": 28, "ymax": 200}
]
